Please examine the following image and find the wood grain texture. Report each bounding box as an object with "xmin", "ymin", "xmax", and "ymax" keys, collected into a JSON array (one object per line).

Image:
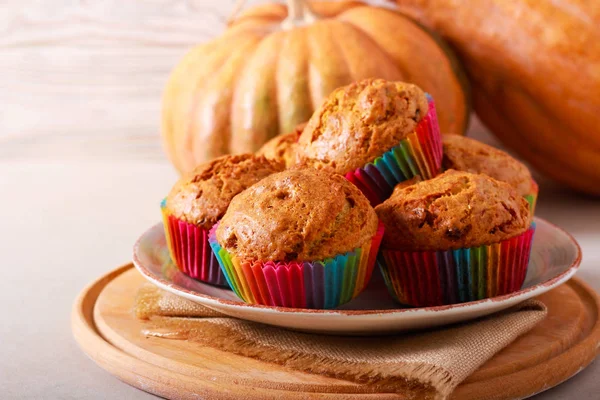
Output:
[
  {"xmin": 0, "ymin": 0, "xmax": 237, "ymax": 161},
  {"xmin": 72, "ymin": 264, "xmax": 600, "ymax": 400},
  {"xmin": 0, "ymin": 0, "xmax": 388, "ymax": 162}
]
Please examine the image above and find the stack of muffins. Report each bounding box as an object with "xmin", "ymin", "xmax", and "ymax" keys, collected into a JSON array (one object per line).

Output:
[{"xmin": 162, "ymin": 78, "xmax": 537, "ymax": 309}]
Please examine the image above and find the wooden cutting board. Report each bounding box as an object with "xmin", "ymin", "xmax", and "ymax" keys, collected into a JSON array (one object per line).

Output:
[{"xmin": 72, "ymin": 264, "xmax": 600, "ymax": 400}]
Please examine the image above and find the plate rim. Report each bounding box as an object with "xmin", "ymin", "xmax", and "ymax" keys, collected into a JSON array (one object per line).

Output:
[{"xmin": 132, "ymin": 216, "xmax": 582, "ymax": 317}]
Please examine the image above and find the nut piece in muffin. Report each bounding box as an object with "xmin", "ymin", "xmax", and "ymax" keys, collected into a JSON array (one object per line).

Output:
[
  {"xmin": 165, "ymin": 154, "xmax": 284, "ymax": 229},
  {"xmin": 256, "ymin": 122, "xmax": 306, "ymax": 168},
  {"xmin": 216, "ymin": 168, "xmax": 379, "ymax": 261},
  {"xmin": 375, "ymin": 170, "xmax": 531, "ymax": 250},
  {"xmin": 295, "ymin": 78, "xmax": 429, "ymax": 174},
  {"xmin": 442, "ymin": 134, "xmax": 536, "ymax": 198}
]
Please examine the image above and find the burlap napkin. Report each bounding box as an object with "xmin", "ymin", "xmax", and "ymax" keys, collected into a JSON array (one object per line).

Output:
[{"xmin": 135, "ymin": 284, "xmax": 547, "ymax": 400}]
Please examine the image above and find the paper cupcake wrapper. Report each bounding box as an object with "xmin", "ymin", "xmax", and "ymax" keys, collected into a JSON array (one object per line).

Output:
[
  {"xmin": 525, "ymin": 179, "xmax": 539, "ymax": 215},
  {"xmin": 345, "ymin": 94, "xmax": 442, "ymax": 206},
  {"xmin": 378, "ymin": 224, "xmax": 536, "ymax": 307},
  {"xmin": 160, "ymin": 200, "xmax": 227, "ymax": 286},
  {"xmin": 208, "ymin": 223, "xmax": 385, "ymax": 309}
]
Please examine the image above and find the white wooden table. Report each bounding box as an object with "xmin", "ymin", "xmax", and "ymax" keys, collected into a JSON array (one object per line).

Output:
[{"xmin": 0, "ymin": 1, "xmax": 598, "ymax": 398}]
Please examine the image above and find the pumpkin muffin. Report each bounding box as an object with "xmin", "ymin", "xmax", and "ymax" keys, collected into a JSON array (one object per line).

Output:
[
  {"xmin": 442, "ymin": 134, "xmax": 538, "ymax": 212},
  {"xmin": 295, "ymin": 78, "xmax": 442, "ymax": 206},
  {"xmin": 375, "ymin": 170, "xmax": 535, "ymax": 307},
  {"xmin": 162, "ymin": 154, "xmax": 283, "ymax": 285},
  {"xmin": 209, "ymin": 168, "xmax": 384, "ymax": 309},
  {"xmin": 377, "ymin": 170, "xmax": 530, "ymax": 250},
  {"xmin": 256, "ymin": 122, "xmax": 306, "ymax": 168},
  {"xmin": 391, "ymin": 176, "xmax": 423, "ymax": 197}
]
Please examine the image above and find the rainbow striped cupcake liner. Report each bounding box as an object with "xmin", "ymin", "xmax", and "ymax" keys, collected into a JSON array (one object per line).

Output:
[
  {"xmin": 345, "ymin": 94, "xmax": 442, "ymax": 206},
  {"xmin": 525, "ymin": 179, "xmax": 539, "ymax": 215},
  {"xmin": 161, "ymin": 199, "xmax": 227, "ymax": 286},
  {"xmin": 378, "ymin": 224, "xmax": 536, "ymax": 307},
  {"xmin": 208, "ymin": 223, "xmax": 385, "ymax": 309}
]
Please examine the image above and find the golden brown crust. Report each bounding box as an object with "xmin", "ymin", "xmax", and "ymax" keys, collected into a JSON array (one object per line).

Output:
[
  {"xmin": 442, "ymin": 134, "xmax": 535, "ymax": 197},
  {"xmin": 375, "ymin": 170, "xmax": 530, "ymax": 250},
  {"xmin": 391, "ymin": 176, "xmax": 423, "ymax": 197},
  {"xmin": 165, "ymin": 154, "xmax": 284, "ymax": 229},
  {"xmin": 216, "ymin": 168, "xmax": 379, "ymax": 261},
  {"xmin": 295, "ymin": 79, "xmax": 429, "ymax": 174},
  {"xmin": 256, "ymin": 123, "xmax": 305, "ymax": 168}
]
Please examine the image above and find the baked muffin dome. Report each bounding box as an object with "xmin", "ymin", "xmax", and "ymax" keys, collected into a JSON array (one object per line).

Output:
[
  {"xmin": 216, "ymin": 168, "xmax": 379, "ymax": 261},
  {"xmin": 256, "ymin": 122, "xmax": 305, "ymax": 167},
  {"xmin": 165, "ymin": 154, "xmax": 283, "ymax": 229},
  {"xmin": 391, "ymin": 176, "xmax": 423, "ymax": 197},
  {"xmin": 375, "ymin": 170, "xmax": 530, "ymax": 250},
  {"xmin": 295, "ymin": 78, "xmax": 429, "ymax": 174},
  {"xmin": 442, "ymin": 134, "xmax": 535, "ymax": 197}
]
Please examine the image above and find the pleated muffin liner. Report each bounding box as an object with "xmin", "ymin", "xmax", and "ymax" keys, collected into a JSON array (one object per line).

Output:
[
  {"xmin": 378, "ymin": 224, "xmax": 536, "ymax": 307},
  {"xmin": 344, "ymin": 94, "xmax": 442, "ymax": 206},
  {"xmin": 160, "ymin": 199, "xmax": 227, "ymax": 286},
  {"xmin": 208, "ymin": 223, "xmax": 385, "ymax": 309},
  {"xmin": 525, "ymin": 179, "xmax": 539, "ymax": 215}
]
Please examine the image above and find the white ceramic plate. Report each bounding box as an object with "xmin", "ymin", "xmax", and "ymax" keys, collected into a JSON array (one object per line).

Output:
[{"xmin": 133, "ymin": 217, "xmax": 581, "ymax": 335}]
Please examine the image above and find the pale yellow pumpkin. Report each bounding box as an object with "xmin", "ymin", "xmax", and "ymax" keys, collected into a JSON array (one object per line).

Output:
[{"xmin": 162, "ymin": 0, "xmax": 469, "ymax": 174}]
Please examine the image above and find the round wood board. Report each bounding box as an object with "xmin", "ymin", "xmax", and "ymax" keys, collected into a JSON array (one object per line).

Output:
[{"xmin": 72, "ymin": 264, "xmax": 600, "ymax": 400}]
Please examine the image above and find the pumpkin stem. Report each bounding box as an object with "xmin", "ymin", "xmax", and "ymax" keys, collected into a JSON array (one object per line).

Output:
[{"xmin": 282, "ymin": 0, "xmax": 317, "ymax": 29}]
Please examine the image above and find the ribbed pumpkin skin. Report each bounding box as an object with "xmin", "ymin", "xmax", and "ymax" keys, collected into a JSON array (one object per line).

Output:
[
  {"xmin": 395, "ymin": 0, "xmax": 600, "ymax": 195},
  {"xmin": 162, "ymin": 0, "xmax": 469, "ymax": 174}
]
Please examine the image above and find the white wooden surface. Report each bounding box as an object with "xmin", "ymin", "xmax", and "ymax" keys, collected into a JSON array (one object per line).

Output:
[
  {"xmin": 0, "ymin": 1, "xmax": 599, "ymax": 399},
  {"xmin": 0, "ymin": 0, "xmax": 239, "ymax": 161}
]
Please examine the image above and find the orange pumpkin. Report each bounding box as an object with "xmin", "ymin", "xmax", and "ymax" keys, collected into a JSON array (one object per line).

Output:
[
  {"xmin": 162, "ymin": 0, "xmax": 469, "ymax": 175},
  {"xmin": 395, "ymin": 0, "xmax": 600, "ymax": 195}
]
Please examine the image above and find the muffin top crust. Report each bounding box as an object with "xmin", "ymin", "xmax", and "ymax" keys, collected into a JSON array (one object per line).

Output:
[
  {"xmin": 216, "ymin": 168, "xmax": 379, "ymax": 261},
  {"xmin": 375, "ymin": 170, "xmax": 531, "ymax": 250},
  {"xmin": 442, "ymin": 134, "xmax": 535, "ymax": 197},
  {"xmin": 256, "ymin": 122, "xmax": 305, "ymax": 168},
  {"xmin": 295, "ymin": 78, "xmax": 429, "ymax": 174},
  {"xmin": 166, "ymin": 154, "xmax": 283, "ymax": 229}
]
